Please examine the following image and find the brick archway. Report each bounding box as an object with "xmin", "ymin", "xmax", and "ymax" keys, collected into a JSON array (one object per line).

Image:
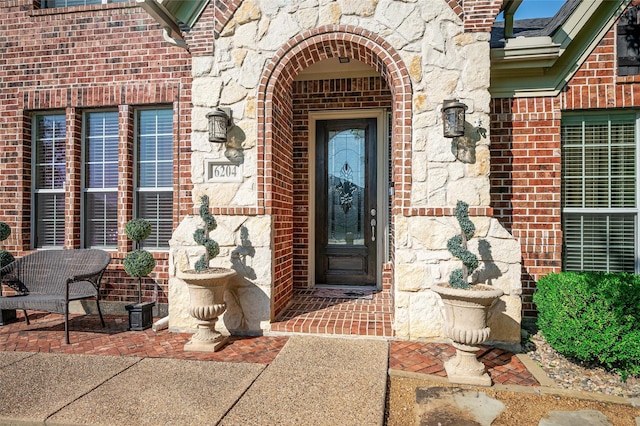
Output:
[{"xmin": 257, "ymin": 25, "xmax": 413, "ymax": 319}]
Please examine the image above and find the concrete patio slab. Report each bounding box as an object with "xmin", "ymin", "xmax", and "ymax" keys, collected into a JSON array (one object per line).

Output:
[
  {"xmin": 0, "ymin": 351, "xmax": 35, "ymax": 369},
  {"xmin": 0, "ymin": 353, "xmax": 139, "ymax": 423},
  {"xmin": 48, "ymin": 357, "xmax": 265, "ymax": 426},
  {"xmin": 221, "ymin": 335, "xmax": 389, "ymax": 426}
]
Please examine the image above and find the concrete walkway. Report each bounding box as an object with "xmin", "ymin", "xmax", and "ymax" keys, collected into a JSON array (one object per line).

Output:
[
  {"xmin": 0, "ymin": 335, "xmax": 388, "ymax": 426},
  {"xmin": 0, "ymin": 333, "xmax": 638, "ymax": 425}
]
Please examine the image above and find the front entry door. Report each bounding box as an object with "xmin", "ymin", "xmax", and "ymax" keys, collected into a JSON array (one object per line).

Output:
[{"xmin": 315, "ymin": 118, "xmax": 377, "ymax": 286}]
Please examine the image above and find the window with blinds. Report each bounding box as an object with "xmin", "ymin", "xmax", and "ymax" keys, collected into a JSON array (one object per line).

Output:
[
  {"xmin": 84, "ymin": 111, "xmax": 119, "ymax": 249},
  {"xmin": 561, "ymin": 113, "xmax": 638, "ymax": 272},
  {"xmin": 33, "ymin": 114, "xmax": 66, "ymax": 248},
  {"xmin": 41, "ymin": 0, "xmax": 127, "ymax": 8},
  {"xmin": 136, "ymin": 109, "xmax": 173, "ymax": 249}
]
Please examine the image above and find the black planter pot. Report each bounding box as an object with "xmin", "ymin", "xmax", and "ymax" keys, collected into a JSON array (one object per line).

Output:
[
  {"xmin": 0, "ymin": 309, "xmax": 17, "ymax": 326},
  {"xmin": 125, "ymin": 301, "xmax": 155, "ymax": 331}
]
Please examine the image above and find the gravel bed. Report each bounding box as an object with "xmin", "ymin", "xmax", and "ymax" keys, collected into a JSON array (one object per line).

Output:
[{"xmin": 523, "ymin": 329, "xmax": 640, "ymax": 399}]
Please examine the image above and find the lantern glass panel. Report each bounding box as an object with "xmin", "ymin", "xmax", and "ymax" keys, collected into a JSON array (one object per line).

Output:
[
  {"xmin": 208, "ymin": 110, "xmax": 228, "ymax": 143},
  {"xmin": 442, "ymin": 101, "xmax": 466, "ymax": 138}
]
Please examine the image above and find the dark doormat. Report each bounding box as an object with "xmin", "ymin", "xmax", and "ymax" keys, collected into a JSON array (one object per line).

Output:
[{"xmin": 312, "ymin": 288, "xmax": 374, "ymax": 299}]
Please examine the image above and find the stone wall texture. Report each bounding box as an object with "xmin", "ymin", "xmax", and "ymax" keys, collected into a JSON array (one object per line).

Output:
[
  {"xmin": 0, "ymin": 0, "xmax": 524, "ymax": 343},
  {"xmin": 169, "ymin": 0, "xmax": 522, "ymax": 343}
]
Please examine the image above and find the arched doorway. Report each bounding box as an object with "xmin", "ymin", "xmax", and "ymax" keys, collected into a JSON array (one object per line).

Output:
[{"xmin": 257, "ymin": 26, "xmax": 412, "ymax": 327}]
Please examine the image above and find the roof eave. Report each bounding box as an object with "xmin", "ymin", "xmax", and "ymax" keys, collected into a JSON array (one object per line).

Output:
[
  {"xmin": 490, "ymin": 0, "xmax": 632, "ymax": 98},
  {"xmin": 490, "ymin": 36, "xmax": 561, "ymax": 68}
]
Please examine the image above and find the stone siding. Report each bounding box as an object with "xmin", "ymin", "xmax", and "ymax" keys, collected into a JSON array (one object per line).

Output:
[{"xmin": 170, "ymin": 0, "xmax": 522, "ymax": 342}]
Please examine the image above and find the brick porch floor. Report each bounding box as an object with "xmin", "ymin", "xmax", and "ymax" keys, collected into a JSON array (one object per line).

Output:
[
  {"xmin": 270, "ymin": 288, "xmax": 394, "ymax": 337},
  {"xmin": 0, "ymin": 311, "xmax": 539, "ymax": 387}
]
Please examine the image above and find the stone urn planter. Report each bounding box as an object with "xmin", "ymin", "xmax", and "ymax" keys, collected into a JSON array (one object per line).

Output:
[
  {"xmin": 432, "ymin": 283, "xmax": 503, "ymax": 386},
  {"xmin": 178, "ymin": 267, "xmax": 236, "ymax": 352},
  {"xmin": 178, "ymin": 194, "xmax": 237, "ymax": 352},
  {"xmin": 434, "ymin": 200, "xmax": 505, "ymax": 386}
]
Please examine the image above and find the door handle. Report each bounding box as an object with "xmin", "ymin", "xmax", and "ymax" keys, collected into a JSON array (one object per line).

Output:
[{"xmin": 371, "ymin": 218, "xmax": 376, "ymax": 242}]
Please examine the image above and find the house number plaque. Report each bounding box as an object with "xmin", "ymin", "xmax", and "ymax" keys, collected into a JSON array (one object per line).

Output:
[{"xmin": 207, "ymin": 161, "xmax": 243, "ymax": 183}]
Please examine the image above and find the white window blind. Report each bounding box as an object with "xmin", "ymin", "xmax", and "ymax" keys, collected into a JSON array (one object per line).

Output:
[
  {"xmin": 33, "ymin": 114, "xmax": 66, "ymax": 248},
  {"xmin": 42, "ymin": 0, "xmax": 127, "ymax": 8},
  {"xmin": 136, "ymin": 109, "xmax": 173, "ymax": 249},
  {"xmin": 84, "ymin": 111, "xmax": 118, "ymax": 249},
  {"xmin": 561, "ymin": 113, "xmax": 638, "ymax": 272}
]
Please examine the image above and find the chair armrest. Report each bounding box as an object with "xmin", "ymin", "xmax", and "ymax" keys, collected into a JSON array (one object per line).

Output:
[
  {"xmin": 0, "ymin": 260, "xmax": 28, "ymax": 294},
  {"xmin": 68, "ymin": 270, "xmax": 105, "ymax": 283},
  {"xmin": 65, "ymin": 266, "xmax": 108, "ymax": 295}
]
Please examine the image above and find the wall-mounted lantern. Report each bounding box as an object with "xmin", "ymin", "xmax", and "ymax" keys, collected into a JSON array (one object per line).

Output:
[
  {"xmin": 442, "ymin": 99, "xmax": 467, "ymax": 138},
  {"xmin": 207, "ymin": 108, "xmax": 232, "ymax": 143}
]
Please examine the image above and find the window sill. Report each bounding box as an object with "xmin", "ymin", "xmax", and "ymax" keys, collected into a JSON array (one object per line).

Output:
[{"xmin": 108, "ymin": 250, "xmax": 170, "ymax": 261}]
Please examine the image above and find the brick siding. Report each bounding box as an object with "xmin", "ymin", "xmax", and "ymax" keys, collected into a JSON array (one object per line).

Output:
[
  {"xmin": 0, "ymin": 1, "xmax": 193, "ymax": 305},
  {"xmin": 257, "ymin": 25, "xmax": 412, "ymax": 318},
  {"xmin": 291, "ymin": 77, "xmax": 393, "ymax": 289},
  {"xmin": 491, "ymin": 16, "xmax": 640, "ymax": 318}
]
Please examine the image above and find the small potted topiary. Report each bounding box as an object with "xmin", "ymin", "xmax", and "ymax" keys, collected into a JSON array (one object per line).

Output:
[
  {"xmin": 0, "ymin": 221, "xmax": 16, "ymax": 325},
  {"xmin": 432, "ymin": 200, "xmax": 503, "ymax": 386},
  {"xmin": 123, "ymin": 218, "xmax": 156, "ymax": 331},
  {"xmin": 177, "ymin": 195, "xmax": 236, "ymax": 352}
]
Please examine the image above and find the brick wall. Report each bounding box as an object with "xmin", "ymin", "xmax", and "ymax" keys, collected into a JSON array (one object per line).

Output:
[
  {"xmin": 270, "ymin": 78, "xmax": 295, "ymax": 319},
  {"xmin": 490, "ymin": 98, "xmax": 562, "ymax": 318},
  {"xmin": 291, "ymin": 77, "xmax": 393, "ymax": 288},
  {"xmin": 0, "ymin": 1, "xmax": 192, "ymax": 305},
  {"xmin": 257, "ymin": 25, "xmax": 412, "ymax": 318},
  {"xmin": 490, "ymin": 18, "xmax": 640, "ymax": 318},
  {"xmin": 462, "ymin": 0, "xmax": 503, "ymax": 33}
]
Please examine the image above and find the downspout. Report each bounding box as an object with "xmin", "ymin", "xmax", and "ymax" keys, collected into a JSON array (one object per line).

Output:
[
  {"xmin": 162, "ymin": 27, "xmax": 188, "ymax": 51},
  {"xmin": 136, "ymin": 0, "xmax": 190, "ymax": 52}
]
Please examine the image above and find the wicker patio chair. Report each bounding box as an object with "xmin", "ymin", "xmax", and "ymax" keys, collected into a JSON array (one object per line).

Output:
[{"xmin": 0, "ymin": 249, "xmax": 111, "ymax": 344}]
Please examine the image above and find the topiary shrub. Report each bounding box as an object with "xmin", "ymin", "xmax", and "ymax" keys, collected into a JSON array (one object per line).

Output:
[
  {"xmin": 123, "ymin": 249, "xmax": 155, "ymax": 278},
  {"xmin": 193, "ymin": 195, "xmax": 220, "ymax": 272},
  {"xmin": 125, "ymin": 218, "xmax": 152, "ymax": 242},
  {"xmin": 446, "ymin": 200, "xmax": 479, "ymax": 289},
  {"xmin": 0, "ymin": 222, "xmax": 11, "ymax": 242},
  {"xmin": 0, "ymin": 221, "xmax": 14, "ymax": 268},
  {"xmin": 0, "ymin": 251, "xmax": 15, "ymax": 268},
  {"xmin": 534, "ymin": 272, "xmax": 640, "ymax": 379},
  {"xmin": 123, "ymin": 218, "xmax": 155, "ymax": 304}
]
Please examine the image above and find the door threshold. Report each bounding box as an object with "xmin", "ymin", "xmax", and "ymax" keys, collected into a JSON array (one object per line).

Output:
[{"xmin": 314, "ymin": 284, "xmax": 379, "ymax": 290}]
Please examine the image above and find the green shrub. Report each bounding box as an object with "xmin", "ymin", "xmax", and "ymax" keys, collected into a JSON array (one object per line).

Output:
[
  {"xmin": 123, "ymin": 218, "xmax": 155, "ymax": 304},
  {"xmin": 193, "ymin": 195, "xmax": 220, "ymax": 272},
  {"xmin": 125, "ymin": 218, "xmax": 152, "ymax": 242},
  {"xmin": 447, "ymin": 200, "xmax": 478, "ymax": 289},
  {"xmin": 0, "ymin": 250, "xmax": 14, "ymax": 268},
  {"xmin": 534, "ymin": 272, "xmax": 640, "ymax": 379},
  {"xmin": 0, "ymin": 222, "xmax": 13, "ymax": 267},
  {"xmin": 0, "ymin": 222, "xmax": 10, "ymax": 242},
  {"xmin": 123, "ymin": 249, "xmax": 155, "ymax": 278}
]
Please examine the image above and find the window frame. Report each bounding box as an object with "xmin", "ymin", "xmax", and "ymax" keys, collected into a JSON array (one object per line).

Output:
[
  {"xmin": 561, "ymin": 111, "xmax": 640, "ymax": 273},
  {"xmin": 31, "ymin": 112, "xmax": 67, "ymax": 250},
  {"xmin": 134, "ymin": 107, "xmax": 174, "ymax": 250},
  {"xmin": 81, "ymin": 109, "xmax": 120, "ymax": 250}
]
